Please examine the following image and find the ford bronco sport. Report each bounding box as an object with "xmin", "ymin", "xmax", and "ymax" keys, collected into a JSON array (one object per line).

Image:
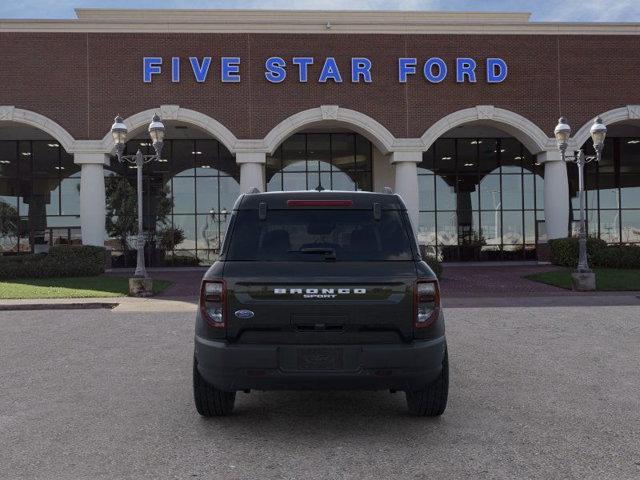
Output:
[{"xmin": 193, "ymin": 190, "xmax": 448, "ymax": 416}]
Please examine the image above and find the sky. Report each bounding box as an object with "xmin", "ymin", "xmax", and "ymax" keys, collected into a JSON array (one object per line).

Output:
[{"xmin": 0, "ymin": 0, "xmax": 639, "ymax": 22}]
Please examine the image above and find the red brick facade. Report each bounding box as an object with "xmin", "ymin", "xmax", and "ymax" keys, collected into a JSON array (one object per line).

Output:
[{"xmin": 0, "ymin": 32, "xmax": 638, "ymax": 141}]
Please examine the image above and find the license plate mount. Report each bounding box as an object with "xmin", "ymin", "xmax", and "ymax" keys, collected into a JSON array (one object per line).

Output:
[{"xmin": 296, "ymin": 347, "xmax": 344, "ymax": 370}]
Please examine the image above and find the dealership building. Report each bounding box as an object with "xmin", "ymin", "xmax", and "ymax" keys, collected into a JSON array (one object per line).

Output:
[{"xmin": 0, "ymin": 9, "xmax": 639, "ymax": 264}]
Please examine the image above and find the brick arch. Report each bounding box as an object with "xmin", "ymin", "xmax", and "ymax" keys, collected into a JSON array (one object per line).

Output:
[
  {"xmin": 0, "ymin": 106, "xmax": 76, "ymax": 152},
  {"xmin": 572, "ymin": 105, "xmax": 640, "ymax": 149},
  {"xmin": 100, "ymin": 105, "xmax": 239, "ymax": 155},
  {"xmin": 263, "ymin": 105, "xmax": 397, "ymax": 155},
  {"xmin": 420, "ymin": 106, "xmax": 553, "ymax": 155}
]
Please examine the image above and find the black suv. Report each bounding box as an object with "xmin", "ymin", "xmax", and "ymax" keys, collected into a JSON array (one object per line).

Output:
[{"xmin": 193, "ymin": 190, "xmax": 448, "ymax": 416}]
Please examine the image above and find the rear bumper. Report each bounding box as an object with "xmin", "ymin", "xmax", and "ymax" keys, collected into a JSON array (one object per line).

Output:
[{"xmin": 194, "ymin": 335, "xmax": 446, "ymax": 392}]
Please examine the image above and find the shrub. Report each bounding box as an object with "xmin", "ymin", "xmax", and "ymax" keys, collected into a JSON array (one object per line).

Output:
[
  {"xmin": 165, "ymin": 254, "xmax": 201, "ymax": 267},
  {"xmin": 549, "ymin": 237, "xmax": 640, "ymax": 269},
  {"xmin": 549, "ymin": 237, "xmax": 607, "ymax": 267},
  {"xmin": 157, "ymin": 227, "xmax": 185, "ymax": 252},
  {"xmin": 0, "ymin": 245, "xmax": 107, "ymax": 280},
  {"xmin": 594, "ymin": 245, "xmax": 640, "ymax": 269},
  {"xmin": 424, "ymin": 256, "xmax": 443, "ymax": 278},
  {"xmin": 418, "ymin": 244, "xmax": 443, "ymax": 277}
]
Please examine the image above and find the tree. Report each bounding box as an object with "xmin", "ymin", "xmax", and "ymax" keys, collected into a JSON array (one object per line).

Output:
[
  {"xmin": 0, "ymin": 200, "xmax": 19, "ymax": 251},
  {"xmin": 157, "ymin": 226, "xmax": 185, "ymax": 251},
  {"xmin": 105, "ymin": 176, "xmax": 172, "ymax": 252}
]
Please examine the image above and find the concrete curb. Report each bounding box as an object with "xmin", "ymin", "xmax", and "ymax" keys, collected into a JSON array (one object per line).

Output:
[
  {"xmin": 0, "ymin": 302, "xmax": 119, "ymax": 311},
  {"xmin": 0, "ymin": 295, "xmax": 197, "ymax": 313}
]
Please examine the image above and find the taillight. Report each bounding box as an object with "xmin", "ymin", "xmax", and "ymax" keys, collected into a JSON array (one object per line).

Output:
[
  {"xmin": 200, "ymin": 280, "xmax": 226, "ymax": 328},
  {"xmin": 414, "ymin": 280, "xmax": 440, "ymax": 328}
]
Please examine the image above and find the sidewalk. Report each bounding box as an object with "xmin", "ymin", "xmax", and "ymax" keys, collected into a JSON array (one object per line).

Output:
[
  {"xmin": 439, "ymin": 264, "xmax": 565, "ymax": 297},
  {"xmin": 1, "ymin": 264, "xmax": 638, "ymax": 311},
  {"xmin": 1, "ymin": 291, "xmax": 638, "ymax": 311},
  {"xmin": 110, "ymin": 264, "xmax": 569, "ymax": 299},
  {"xmin": 106, "ymin": 267, "xmax": 206, "ymax": 298}
]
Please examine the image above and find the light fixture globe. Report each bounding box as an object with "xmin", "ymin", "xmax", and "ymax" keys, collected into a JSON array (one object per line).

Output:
[
  {"xmin": 148, "ymin": 114, "xmax": 165, "ymax": 143},
  {"xmin": 554, "ymin": 117, "xmax": 571, "ymax": 154},
  {"xmin": 110, "ymin": 115, "xmax": 128, "ymax": 146},
  {"xmin": 148, "ymin": 114, "xmax": 165, "ymax": 156},
  {"xmin": 590, "ymin": 116, "xmax": 607, "ymax": 151}
]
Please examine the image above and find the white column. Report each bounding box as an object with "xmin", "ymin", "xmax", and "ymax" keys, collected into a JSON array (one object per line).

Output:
[
  {"xmin": 391, "ymin": 150, "xmax": 421, "ymax": 231},
  {"xmin": 237, "ymin": 152, "xmax": 266, "ymax": 193},
  {"xmin": 538, "ymin": 151, "xmax": 569, "ymax": 240},
  {"xmin": 76, "ymin": 153, "xmax": 109, "ymax": 247}
]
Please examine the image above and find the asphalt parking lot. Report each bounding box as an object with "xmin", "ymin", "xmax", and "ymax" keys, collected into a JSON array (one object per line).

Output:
[{"xmin": 1, "ymin": 303, "xmax": 639, "ymax": 480}]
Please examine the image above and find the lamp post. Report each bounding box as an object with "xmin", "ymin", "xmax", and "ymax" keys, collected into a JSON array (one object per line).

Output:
[
  {"xmin": 111, "ymin": 114, "xmax": 165, "ymax": 295},
  {"xmin": 209, "ymin": 207, "xmax": 229, "ymax": 224},
  {"xmin": 209, "ymin": 207, "xmax": 229, "ymax": 253},
  {"xmin": 553, "ymin": 116, "xmax": 607, "ymax": 290}
]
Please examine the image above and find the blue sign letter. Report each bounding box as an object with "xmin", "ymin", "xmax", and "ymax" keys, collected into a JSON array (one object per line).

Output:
[
  {"xmin": 189, "ymin": 57, "xmax": 211, "ymax": 83},
  {"xmin": 486, "ymin": 58, "xmax": 508, "ymax": 83},
  {"xmin": 398, "ymin": 58, "xmax": 416, "ymax": 83},
  {"xmin": 292, "ymin": 57, "xmax": 314, "ymax": 82},
  {"xmin": 456, "ymin": 58, "xmax": 477, "ymax": 83},
  {"xmin": 424, "ymin": 57, "xmax": 447, "ymax": 83},
  {"xmin": 319, "ymin": 57, "xmax": 342, "ymax": 83},
  {"xmin": 351, "ymin": 58, "xmax": 372, "ymax": 83},
  {"xmin": 221, "ymin": 57, "xmax": 241, "ymax": 83},
  {"xmin": 265, "ymin": 57, "xmax": 287, "ymax": 83},
  {"xmin": 171, "ymin": 57, "xmax": 180, "ymax": 83},
  {"xmin": 143, "ymin": 57, "xmax": 162, "ymax": 83}
]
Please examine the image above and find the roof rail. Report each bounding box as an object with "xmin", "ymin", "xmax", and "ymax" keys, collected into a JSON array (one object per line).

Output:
[
  {"xmin": 249, "ymin": 187, "xmax": 261, "ymax": 194},
  {"xmin": 383, "ymin": 187, "xmax": 393, "ymax": 194}
]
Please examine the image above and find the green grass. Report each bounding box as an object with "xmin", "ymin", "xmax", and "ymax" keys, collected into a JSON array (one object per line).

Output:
[
  {"xmin": 526, "ymin": 268, "xmax": 640, "ymax": 291},
  {"xmin": 0, "ymin": 276, "xmax": 172, "ymax": 299}
]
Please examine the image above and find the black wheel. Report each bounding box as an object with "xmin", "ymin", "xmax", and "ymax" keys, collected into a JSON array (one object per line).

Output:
[
  {"xmin": 406, "ymin": 349, "xmax": 449, "ymax": 417},
  {"xmin": 193, "ymin": 358, "xmax": 236, "ymax": 417}
]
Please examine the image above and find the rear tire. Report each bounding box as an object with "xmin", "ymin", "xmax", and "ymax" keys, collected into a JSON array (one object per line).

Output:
[
  {"xmin": 406, "ymin": 349, "xmax": 449, "ymax": 417},
  {"xmin": 193, "ymin": 359, "xmax": 236, "ymax": 417}
]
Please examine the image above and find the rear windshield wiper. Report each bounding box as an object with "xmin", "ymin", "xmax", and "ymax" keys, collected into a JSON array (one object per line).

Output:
[{"xmin": 288, "ymin": 247, "xmax": 337, "ymax": 261}]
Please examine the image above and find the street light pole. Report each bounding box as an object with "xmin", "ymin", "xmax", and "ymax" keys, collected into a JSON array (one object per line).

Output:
[
  {"xmin": 111, "ymin": 114, "xmax": 165, "ymax": 295},
  {"xmin": 553, "ymin": 116, "xmax": 607, "ymax": 290},
  {"xmin": 575, "ymin": 150, "xmax": 589, "ymax": 272},
  {"xmin": 134, "ymin": 149, "xmax": 146, "ymax": 278}
]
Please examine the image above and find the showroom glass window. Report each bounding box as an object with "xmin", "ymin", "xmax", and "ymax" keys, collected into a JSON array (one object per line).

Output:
[
  {"xmin": 267, "ymin": 133, "xmax": 373, "ymax": 192},
  {"xmin": 571, "ymin": 137, "xmax": 640, "ymax": 244},
  {"xmin": 418, "ymin": 138, "xmax": 544, "ymax": 261},
  {"xmin": 107, "ymin": 139, "xmax": 239, "ymax": 265},
  {"xmin": 0, "ymin": 140, "xmax": 80, "ymax": 253}
]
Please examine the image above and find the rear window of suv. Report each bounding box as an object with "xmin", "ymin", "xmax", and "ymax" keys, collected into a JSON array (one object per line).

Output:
[{"xmin": 226, "ymin": 209, "xmax": 414, "ymax": 261}]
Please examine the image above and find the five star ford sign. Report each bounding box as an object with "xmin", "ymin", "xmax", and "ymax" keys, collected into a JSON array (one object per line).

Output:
[{"xmin": 143, "ymin": 56, "xmax": 508, "ymax": 84}]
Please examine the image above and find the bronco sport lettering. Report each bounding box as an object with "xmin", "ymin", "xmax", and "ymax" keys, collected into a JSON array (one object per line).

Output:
[{"xmin": 274, "ymin": 288, "xmax": 367, "ymax": 298}]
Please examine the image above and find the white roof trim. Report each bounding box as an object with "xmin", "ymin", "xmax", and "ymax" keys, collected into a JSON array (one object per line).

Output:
[
  {"xmin": 75, "ymin": 9, "xmax": 533, "ymax": 23},
  {"xmin": 0, "ymin": 9, "xmax": 638, "ymax": 34}
]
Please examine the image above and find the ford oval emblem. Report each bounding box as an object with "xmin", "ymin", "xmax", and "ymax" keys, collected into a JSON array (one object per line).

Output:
[{"xmin": 234, "ymin": 309, "xmax": 255, "ymax": 319}]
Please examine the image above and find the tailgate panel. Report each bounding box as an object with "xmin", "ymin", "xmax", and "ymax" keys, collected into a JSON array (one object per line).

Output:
[{"xmin": 223, "ymin": 261, "xmax": 416, "ymax": 344}]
